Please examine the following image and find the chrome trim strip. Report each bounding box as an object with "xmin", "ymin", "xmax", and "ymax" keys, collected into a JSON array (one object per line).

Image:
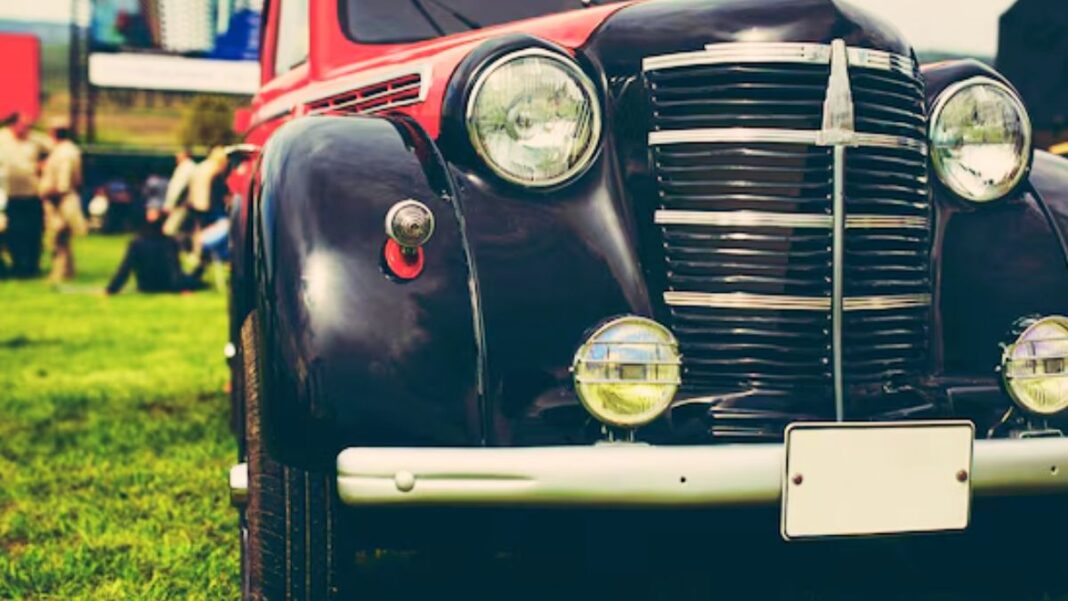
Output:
[
  {"xmin": 655, "ymin": 210, "xmax": 832, "ymax": 229},
  {"xmin": 846, "ymin": 47, "xmax": 916, "ymax": 75},
  {"xmin": 845, "ymin": 215, "xmax": 930, "ymax": 229},
  {"xmin": 649, "ymin": 128, "xmax": 925, "ymax": 151},
  {"xmin": 831, "ymin": 145, "xmax": 847, "ymax": 418},
  {"xmin": 336, "ymin": 438, "xmax": 1068, "ymax": 506},
  {"xmin": 842, "ymin": 294, "xmax": 932, "ymax": 311},
  {"xmin": 826, "ymin": 40, "xmax": 852, "ymax": 422},
  {"xmin": 643, "ymin": 42, "xmax": 831, "ymax": 72},
  {"xmin": 642, "ymin": 41, "xmax": 915, "ymax": 76},
  {"xmin": 853, "ymin": 132, "xmax": 927, "ymax": 153},
  {"xmin": 649, "ymin": 128, "xmax": 818, "ymax": 146},
  {"xmin": 656, "ymin": 211, "xmax": 930, "ymax": 231},
  {"xmin": 663, "ymin": 292, "xmax": 931, "ymax": 312},
  {"xmin": 664, "ymin": 292, "xmax": 831, "ymax": 311}
]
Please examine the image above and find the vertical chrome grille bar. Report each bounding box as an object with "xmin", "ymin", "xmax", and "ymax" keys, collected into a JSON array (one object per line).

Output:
[
  {"xmin": 824, "ymin": 39, "xmax": 855, "ymax": 421},
  {"xmin": 831, "ymin": 146, "xmax": 846, "ymax": 421}
]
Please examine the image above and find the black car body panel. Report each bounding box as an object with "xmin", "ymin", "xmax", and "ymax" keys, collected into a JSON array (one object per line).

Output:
[
  {"xmin": 251, "ymin": 116, "xmax": 482, "ymax": 463},
  {"xmin": 239, "ymin": 0, "xmax": 1068, "ymax": 460}
]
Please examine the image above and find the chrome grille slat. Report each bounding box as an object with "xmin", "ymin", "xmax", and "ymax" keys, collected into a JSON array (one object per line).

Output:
[
  {"xmin": 642, "ymin": 42, "xmax": 917, "ymax": 76},
  {"xmin": 649, "ymin": 128, "xmax": 926, "ymax": 152},
  {"xmin": 644, "ymin": 41, "xmax": 932, "ymax": 405},
  {"xmin": 655, "ymin": 210, "xmax": 930, "ymax": 230}
]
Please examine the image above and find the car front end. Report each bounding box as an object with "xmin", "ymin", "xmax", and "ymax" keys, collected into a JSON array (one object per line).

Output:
[{"xmin": 234, "ymin": 0, "xmax": 1068, "ymax": 595}]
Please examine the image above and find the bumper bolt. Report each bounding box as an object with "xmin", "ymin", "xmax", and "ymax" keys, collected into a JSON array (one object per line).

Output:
[
  {"xmin": 956, "ymin": 469, "xmax": 969, "ymax": 483},
  {"xmin": 792, "ymin": 473, "xmax": 804, "ymax": 486},
  {"xmin": 394, "ymin": 471, "xmax": 416, "ymax": 493}
]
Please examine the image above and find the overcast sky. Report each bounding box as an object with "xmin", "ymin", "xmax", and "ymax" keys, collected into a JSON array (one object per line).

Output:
[{"xmin": 0, "ymin": 0, "xmax": 1020, "ymax": 56}]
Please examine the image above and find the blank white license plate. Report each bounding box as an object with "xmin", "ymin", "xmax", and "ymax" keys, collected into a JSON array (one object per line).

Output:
[{"xmin": 781, "ymin": 421, "xmax": 974, "ymax": 540}]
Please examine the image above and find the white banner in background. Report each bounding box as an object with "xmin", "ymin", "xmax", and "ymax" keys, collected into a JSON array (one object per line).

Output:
[{"xmin": 88, "ymin": 54, "xmax": 260, "ymax": 95}]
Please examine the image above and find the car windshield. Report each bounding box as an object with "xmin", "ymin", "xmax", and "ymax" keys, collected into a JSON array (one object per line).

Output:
[{"xmin": 340, "ymin": 0, "xmax": 627, "ymax": 44}]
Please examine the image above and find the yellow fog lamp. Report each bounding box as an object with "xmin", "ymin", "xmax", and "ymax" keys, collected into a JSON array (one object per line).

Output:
[
  {"xmin": 572, "ymin": 316, "xmax": 681, "ymax": 428},
  {"xmin": 1001, "ymin": 316, "xmax": 1068, "ymax": 416}
]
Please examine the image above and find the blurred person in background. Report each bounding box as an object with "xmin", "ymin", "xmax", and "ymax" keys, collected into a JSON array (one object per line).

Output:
[
  {"xmin": 106, "ymin": 207, "xmax": 205, "ymax": 295},
  {"xmin": 102, "ymin": 179, "xmax": 134, "ymax": 233},
  {"xmin": 186, "ymin": 147, "xmax": 229, "ymax": 229},
  {"xmin": 87, "ymin": 186, "xmax": 109, "ymax": 232},
  {"xmin": 183, "ymin": 147, "xmax": 229, "ymax": 272},
  {"xmin": 162, "ymin": 147, "xmax": 196, "ymax": 237},
  {"xmin": 38, "ymin": 118, "xmax": 86, "ymax": 283},
  {"xmin": 0, "ymin": 113, "xmax": 54, "ymax": 278},
  {"xmin": 142, "ymin": 173, "xmax": 168, "ymax": 212}
]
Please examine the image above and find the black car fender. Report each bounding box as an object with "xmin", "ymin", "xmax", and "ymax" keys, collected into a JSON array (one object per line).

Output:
[
  {"xmin": 923, "ymin": 60, "xmax": 1068, "ymax": 375},
  {"xmin": 249, "ymin": 115, "xmax": 484, "ymax": 466}
]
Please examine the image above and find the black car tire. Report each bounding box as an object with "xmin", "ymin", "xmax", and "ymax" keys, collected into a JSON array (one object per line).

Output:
[{"xmin": 241, "ymin": 312, "xmax": 348, "ymax": 601}]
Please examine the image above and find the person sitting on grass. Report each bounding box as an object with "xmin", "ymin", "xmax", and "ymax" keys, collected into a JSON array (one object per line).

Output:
[{"xmin": 105, "ymin": 208, "xmax": 206, "ymax": 295}]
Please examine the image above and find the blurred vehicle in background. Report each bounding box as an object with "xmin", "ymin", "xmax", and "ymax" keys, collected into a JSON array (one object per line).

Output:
[
  {"xmin": 0, "ymin": 33, "xmax": 40, "ymax": 123},
  {"xmin": 0, "ymin": 36, "xmax": 43, "ymax": 279}
]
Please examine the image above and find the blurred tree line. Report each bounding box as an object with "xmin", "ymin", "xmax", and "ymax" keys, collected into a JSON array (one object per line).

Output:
[{"xmin": 180, "ymin": 95, "xmax": 244, "ymax": 148}]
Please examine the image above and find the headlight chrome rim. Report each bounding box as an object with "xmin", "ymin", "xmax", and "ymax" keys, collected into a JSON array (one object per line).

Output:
[
  {"xmin": 572, "ymin": 316, "xmax": 681, "ymax": 429},
  {"xmin": 1001, "ymin": 315, "xmax": 1068, "ymax": 416},
  {"xmin": 465, "ymin": 47, "xmax": 602, "ymax": 188},
  {"xmin": 929, "ymin": 76, "xmax": 1033, "ymax": 203}
]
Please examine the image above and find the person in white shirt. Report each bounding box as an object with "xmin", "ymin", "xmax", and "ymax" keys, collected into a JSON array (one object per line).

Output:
[
  {"xmin": 38, "ymin": 118, "xmax": 85, "ymax": 283},
  {"xmin": 162, "ymin": 147, "xmax": 197, "ymax": 236},
  {"xmin": 0, "ymin": 113, "xmax": 54, "ymax": 277}
]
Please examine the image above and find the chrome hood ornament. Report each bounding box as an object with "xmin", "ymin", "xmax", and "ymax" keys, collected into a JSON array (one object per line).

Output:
[{"xmin": 818, "ymin": 39, "xmax": 856, "ymax": 146}]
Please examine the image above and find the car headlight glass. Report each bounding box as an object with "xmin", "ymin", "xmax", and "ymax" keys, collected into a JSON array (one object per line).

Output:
[
  {"xmin": 572, "ymin": 316, "xmax": 681, "ymax": 428},
  {"xmin": 1002, "ymin": 316, "xmax": 1068, "ymax": 416},
  {"xmin": 930, "ymin": 77, "xmax": 1032, "ymax": 202},
  {"xmin": 466, "ymin": 48, "xmax": 601, "ymax": 187}
]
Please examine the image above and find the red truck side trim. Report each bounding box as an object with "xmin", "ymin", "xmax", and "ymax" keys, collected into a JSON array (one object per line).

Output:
[{"xmin": 249, "ymin": 2, "xmax": 632, "ymax": 141}]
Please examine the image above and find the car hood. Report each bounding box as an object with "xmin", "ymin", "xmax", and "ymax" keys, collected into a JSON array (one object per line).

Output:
[{"xmin": 585, "ymin": 0, "xmax": 913, "ymax": 76}]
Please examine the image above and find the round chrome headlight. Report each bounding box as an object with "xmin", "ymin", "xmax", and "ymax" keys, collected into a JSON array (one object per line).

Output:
[
  {"xmin": 930, "ymin": 77, "xmax": 1032, "ymax": 203},
  {"xmin": 466, "ymin": 48, "xmax": 601, "ymax": 187},
  {"xmin": 572, "ymin": 316, "xmax": 681, "ymax": 428},
  {"xmin": 1002, "ymin": 316, "xmax": 1068, "ymax": 416}
]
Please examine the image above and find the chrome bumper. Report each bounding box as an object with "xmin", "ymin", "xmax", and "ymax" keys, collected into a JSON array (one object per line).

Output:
[{"xmin": 336, "ymin": 438, "xmax": 1068, "ymax": 507}]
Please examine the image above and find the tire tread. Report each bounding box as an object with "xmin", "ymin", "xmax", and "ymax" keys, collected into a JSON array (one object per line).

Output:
[{"xmin": 242, "ymin": 312, "xmax": 343, "ymax": 601}]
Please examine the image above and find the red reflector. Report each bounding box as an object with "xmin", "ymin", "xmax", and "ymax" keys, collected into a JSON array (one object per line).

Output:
[{"xmin": 383, "ymin": 239, "xmax": 425, "ymax": 280}]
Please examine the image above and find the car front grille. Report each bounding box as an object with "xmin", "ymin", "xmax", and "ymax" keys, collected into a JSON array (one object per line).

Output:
[{"xmin": 642, "ymin": 41, "xmax": 930, "ymax": 419}]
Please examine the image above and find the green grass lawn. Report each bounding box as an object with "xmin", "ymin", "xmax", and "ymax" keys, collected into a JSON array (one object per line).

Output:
[{"xmin": 0, "ymin": 235, "xmax": 238, "ymax": 600}]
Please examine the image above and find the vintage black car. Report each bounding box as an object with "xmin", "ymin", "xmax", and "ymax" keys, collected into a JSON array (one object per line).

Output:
[{"xmin": 227, "ymin": 0, "xmax": 1068, "ymax": 598}]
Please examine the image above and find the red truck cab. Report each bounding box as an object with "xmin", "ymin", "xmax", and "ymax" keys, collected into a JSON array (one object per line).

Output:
[{"xmin": 243, "ymin": 1, "xmax": 625, "ymax": 145}]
